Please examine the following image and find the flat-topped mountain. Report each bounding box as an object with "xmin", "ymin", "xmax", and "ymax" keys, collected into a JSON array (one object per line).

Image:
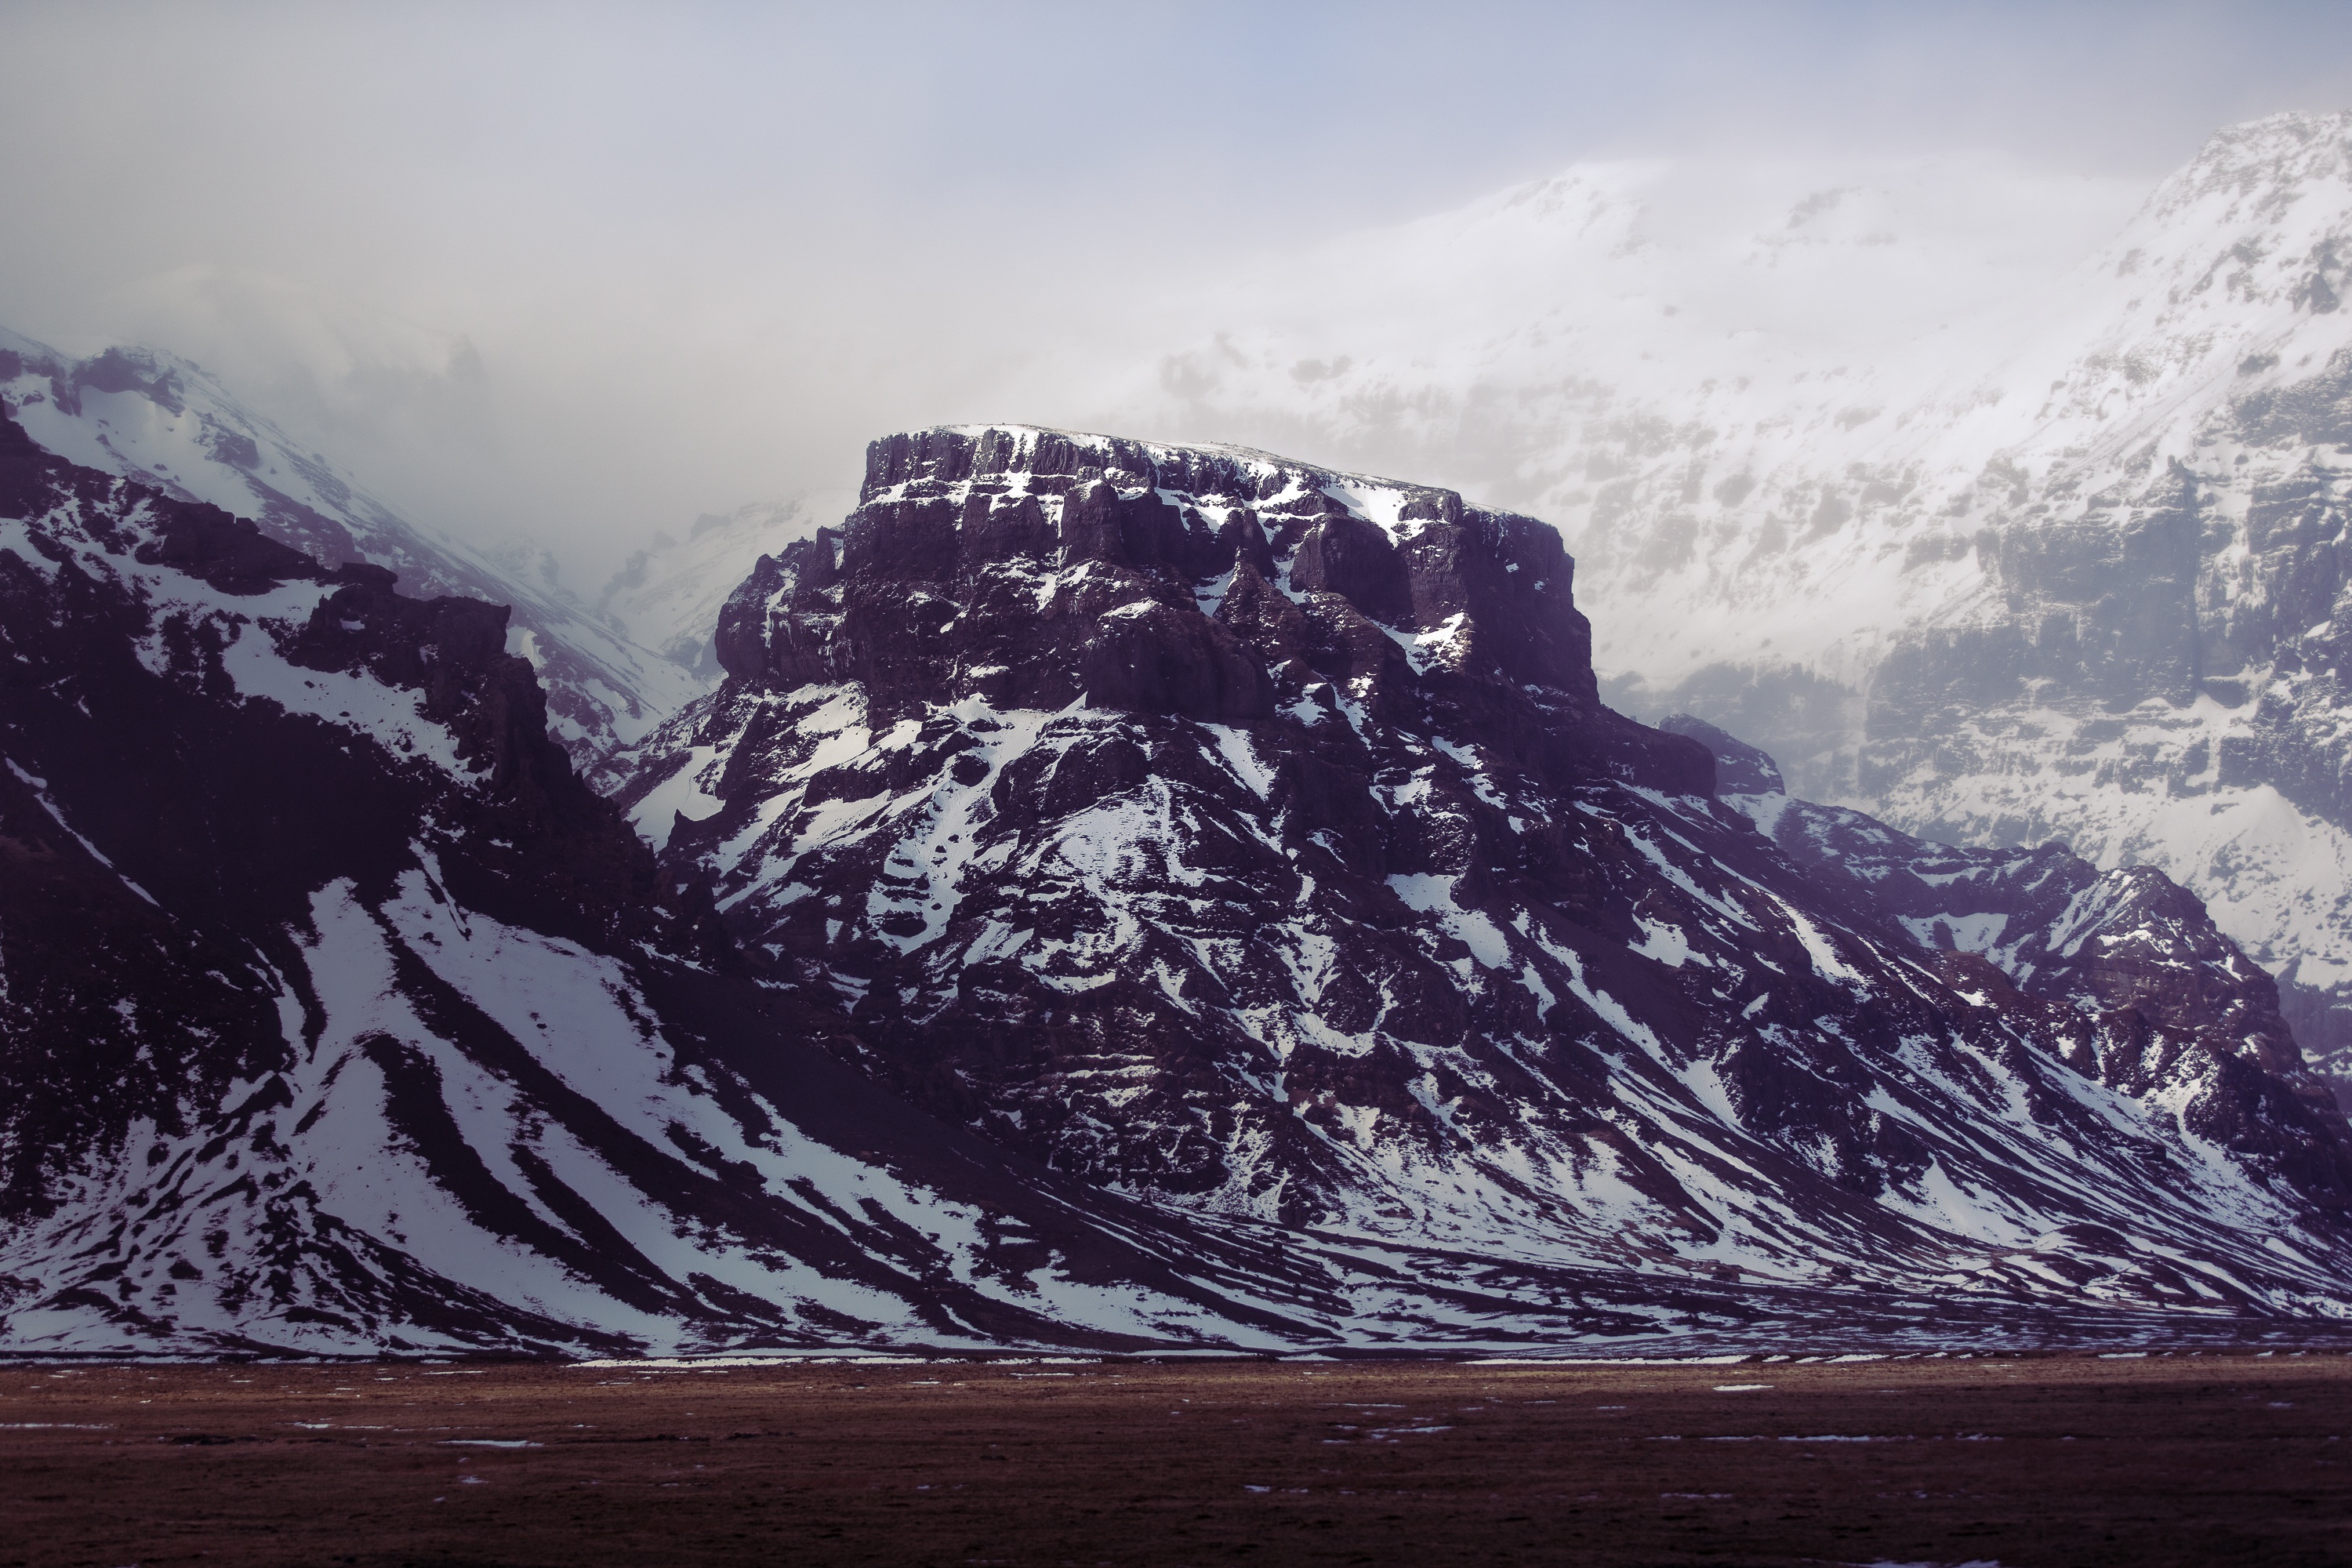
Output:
[
  {"xmin": 5, "ymin": 391, "xmax": 2350, "ymax": 1352},
  {"xmin": 0, "ymin": 401, "xmax": 1412, "ymax": 1356},
  {"xmin": 619, "ymin": 423, "xmax": 2352, "ymax": 1320}
]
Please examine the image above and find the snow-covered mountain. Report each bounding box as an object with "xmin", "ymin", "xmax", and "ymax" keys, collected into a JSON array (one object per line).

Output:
[
  {"xmin": 0, "ymin": 327, "xmax": 700, "ymax": 782},
  {"xmin": 597, "ymin": 495, "xmax": 851, "ymax": 684},
  {"xmin": 1083, "ymin": 113, "xmax": 2352, "ymax": 1088},
  {"xmin": 9, "ymin": 399, "xmax": 2348, "ymax": 1352},
  {"xmin": 0, "ymin": 400, "xmax": 1411, "ymax": 1355},
  {"xmin": 614, "ymin": 423, "xmax": 2352, "ymax": 1329}
]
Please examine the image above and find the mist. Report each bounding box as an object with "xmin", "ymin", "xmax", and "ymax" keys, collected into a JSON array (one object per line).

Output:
[{"xmin": 4, "ymin": 0, "xmax": 2351, "ymax": 584}]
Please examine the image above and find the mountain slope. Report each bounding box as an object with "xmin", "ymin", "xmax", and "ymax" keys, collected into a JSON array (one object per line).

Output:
[
  {"xmin": 9, "ymin": 386, "xmax": 2350, "ymax": 1351},
  {"xmin": 1082, "ymin": 114, "xmax": 2352, "ymax": 1086},
  {"xmin": 618, "ymin": 424, "xmax": 2352, "ymax": 1327},
  {"xmin": 0, "ymin": 328, "xmax": 701, "ymax": 781},
  {"xmin": 0, "ymin": 398, "xmax": 1411, "ymax": 1356}
]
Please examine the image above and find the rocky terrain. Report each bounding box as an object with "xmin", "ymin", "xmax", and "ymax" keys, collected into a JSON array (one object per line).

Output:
[
  {"xmin": 1096, "ymin": 112, "xmax": 2352, "ymax": 1091},
  {"xmin": 0, "ymin": 328, "xmax": 700, "ymax": 781},
  {"xmin": 0, "ymin": 398, "xmax": 1403, "ymax": 1356},
  {"xmin": 617, "ymin": 423, "xmax": 2352, "ymax": 1333},
  {"xmin": 5, "ymin": 375, "xmax": 2350, "ymax": 1352}
]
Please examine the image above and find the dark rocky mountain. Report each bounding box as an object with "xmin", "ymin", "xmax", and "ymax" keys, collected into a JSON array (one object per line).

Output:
[
  {"xmin": 5, "ymin": 399, "xmax": 2349, "ymax": 1354},
  {"xmin": 1664, "ymin": 715, "xmax": 2351, "ymax": 1200},
  {"xmin": 0, "ymin": 328, "xmax": 702, "ymax": 782},
  {"xmin": 618, "ymin": 424, "xmax": 2352, "ymax": 1328},
  {"xmin": 0, "ymin": 398, "xmax": 1418, "ymax": 1356}
]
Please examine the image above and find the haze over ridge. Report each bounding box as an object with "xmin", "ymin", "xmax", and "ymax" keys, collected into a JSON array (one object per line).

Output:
[{"xmin": 4, "ymin": 2, "xmax": 2352, "ymax": 581}]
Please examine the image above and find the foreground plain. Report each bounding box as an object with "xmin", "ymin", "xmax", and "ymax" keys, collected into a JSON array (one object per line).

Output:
[{"xmin": 0, "ymin": 1353, "xmax": 2347, "ymax": 1566}]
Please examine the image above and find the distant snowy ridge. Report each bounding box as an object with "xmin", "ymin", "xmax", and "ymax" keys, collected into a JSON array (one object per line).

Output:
[
  {"xmin": 1082, "ymin": 112, "xmax": 2352, "ymax": 1084},
  {"xmin": 597, "ymin": 495, "xmax": 854, "ymax": 683},
  {"xmin": 0, "ymin": 325, "xmax": 701, "ymax": 780}
]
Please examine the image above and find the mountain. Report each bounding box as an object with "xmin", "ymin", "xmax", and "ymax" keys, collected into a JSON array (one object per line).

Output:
[
  {"xmin": 0, "ymin": 327, "xmax": 701, "ymax": 783},
  {"xmin": 0, "ymin": 396, "xmax": 1399, "ymax": 1356},
  {"xmin": 1663, "ymin": 713, "xmax": 2345, "ymax": 1133},
  {"xmin": 596, "ymin": 495, "xmax": 851, "ymax": 684},
  {"xmin": 615, "ymin": 423, "xmax": 2352, "ymax": 1330},
  {"xmin": 1086, "ymin": 113, "xmax": 2352, "ymax": 1091},
  {"xmin": 9, "ymin": 390, "xmax": 2347, "ymax": 1352}
]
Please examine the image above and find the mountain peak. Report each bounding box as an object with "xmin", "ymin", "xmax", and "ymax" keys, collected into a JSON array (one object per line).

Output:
[
  {"xmin": 0, "ymin": 323, "xmax": 706, "ymax": 778},
  {"xmin": 2150, "ymin": 108, "xmax": 2352, "ymax": 221},
  {"xmin": 709, "ymin": 423, "xmax": 1704, "ymax": 793},
  {"xmin": 612, "ymin": 417, "xmax": 2352, "ymax": 1316}
]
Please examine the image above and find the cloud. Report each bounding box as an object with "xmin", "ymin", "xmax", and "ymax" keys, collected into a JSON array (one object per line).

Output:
[{"xmin": 0, "ymin": 1, "xmax": 2347, "ymax": 576}]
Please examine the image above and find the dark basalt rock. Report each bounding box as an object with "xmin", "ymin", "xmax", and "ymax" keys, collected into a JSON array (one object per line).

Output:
[
  {"xmin": 710, "ymin": 426, "xmax": 1703, "ymax": 791},
  {"xmin": 1660, "ymin": 714, "xmax": 1784, "ymax": 795},
  {"xmin": 624, "ymin": 425, "xmax": 2352, "ymax": 1312},
  {"xmin": 133, "ymin": 503, "xmax": 323, "ymax": 594},
  {"xmin": 1670, "ymin": 713, "xmax": 2352, "ymax": 1210}
]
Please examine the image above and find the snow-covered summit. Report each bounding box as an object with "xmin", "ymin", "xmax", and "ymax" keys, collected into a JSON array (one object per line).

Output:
[{"xmin": 2148, "ymin": 109, "xmax": 2352, "ymax": 220}]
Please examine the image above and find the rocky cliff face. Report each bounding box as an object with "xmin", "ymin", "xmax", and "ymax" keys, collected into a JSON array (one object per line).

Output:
[
  {"xmin": 1829, "ymin": 118, "xmax": 2352, "ymax": 1083},
  {"xmin": 620, "ymin": 425, "xmax": 2352, "ymax": 1324}
]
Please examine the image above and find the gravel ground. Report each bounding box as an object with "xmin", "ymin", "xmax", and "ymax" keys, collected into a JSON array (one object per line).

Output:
[{"xmin": 1, "ymin": 1351, "xmax": 2346, "ymax": 1566}]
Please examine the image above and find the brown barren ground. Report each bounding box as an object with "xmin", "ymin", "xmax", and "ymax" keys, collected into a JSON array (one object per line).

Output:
[{"xmin": 0, "ymin": 1352, "xmax": 2347, "ymax": 1567}]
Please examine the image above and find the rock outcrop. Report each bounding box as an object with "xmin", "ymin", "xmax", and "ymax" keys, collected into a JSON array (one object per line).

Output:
[{"xmin": 621, "ymin": 425, "xmax": 2352, "ymax": 1323}]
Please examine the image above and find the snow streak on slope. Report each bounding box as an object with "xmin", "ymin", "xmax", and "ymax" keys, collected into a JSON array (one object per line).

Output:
[{"xmin": 2, "ymin": 872, "xmax": 1315, "ymax": 1356}]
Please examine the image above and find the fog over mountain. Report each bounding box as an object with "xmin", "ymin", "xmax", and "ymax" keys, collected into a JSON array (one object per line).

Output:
[{"xmin": 5, "ymin": 4, "xmax": 2352, "ymax": 579}]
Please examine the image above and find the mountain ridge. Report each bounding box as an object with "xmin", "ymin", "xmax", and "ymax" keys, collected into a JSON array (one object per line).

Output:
[
  {"xmin": 614, "ymin": 420, "xmax": 2352, "ymax": 1324},
  {"xmin": 6, "ymin": 365, "xmax": 2352, "ymax": 1351},
  {"xmin": 0, "ymin": 326, "xmax": 699, "ymax": 782}
]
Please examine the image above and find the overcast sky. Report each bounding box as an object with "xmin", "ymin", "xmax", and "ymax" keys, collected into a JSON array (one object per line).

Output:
[{"xmin": 4, "ymin": 1, "xmax": 2351, "ymax": 575}]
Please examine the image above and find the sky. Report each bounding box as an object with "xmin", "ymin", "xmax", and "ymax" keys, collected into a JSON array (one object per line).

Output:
[{"xmin": 3, "ymin": 1, "xmax": 2352, "ymax": 580}]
